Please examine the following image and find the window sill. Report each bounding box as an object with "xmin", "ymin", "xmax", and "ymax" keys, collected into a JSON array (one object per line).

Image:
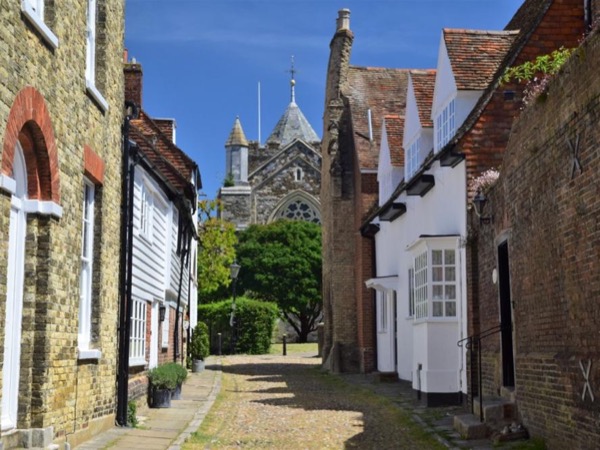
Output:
[
  {"xmin": 78, "ymin": 348, "xmax": 102, "ymax": 361},
  {"xmin": 129, "ymin": 357, "xmax": 147, "ymax": 368},
  {"xmin": 86, "ymin": 81, "xmax": 109, "ymax": 113},
  {"xmin": 413, "ymin": 317, "xmax": 459, "ymax": 324},
  {"xmin": 21, "ymin": 1, "xmax": 59, "ymax": 50}
]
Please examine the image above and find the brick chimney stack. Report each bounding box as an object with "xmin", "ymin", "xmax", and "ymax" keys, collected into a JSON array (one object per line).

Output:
[{"xmin": 124, "ymin": 55, "xmax": 143, "ymax": 108}]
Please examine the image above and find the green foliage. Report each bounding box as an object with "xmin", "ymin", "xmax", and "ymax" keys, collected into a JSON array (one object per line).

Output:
[
  {"xmin": 198, "ymin": 297, "xmax": 279, "ymax": 354},
  {"xmin": 236, "ymin": 220, "xmax": 322, "ymax": 342},
  {"xmin": 502, "ymin": 47, "xmax": 574, "ymax": 84},
  {"xmin": 147, "ymin": 363, "xmax": 179, "ymax": 390},
  {"xmin": 127, "ymin": 401, "xmax": 138, "ymax": 428},
  {"xmin": 191, "ymin": 322, "xmax": 210, "ymax": 360},
  {"xmin": 197, "ymin": 199, "xmax": 237, "ymax": 300},
  {"xmin": 223, "ymin": 172, "xmax": 235, "ymax": 187}
]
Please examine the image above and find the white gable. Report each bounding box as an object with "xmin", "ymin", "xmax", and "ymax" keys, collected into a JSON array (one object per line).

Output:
[
  {"xmin": 431, "ymin": 33, "xmax": 457, "ymax": 121},
  {"xmin": 377, "ymin": 118, "xmax": 403, "ymax": 205},
  {"xmin": 403, "ymin": 75, "xmax": 421, "ymax": 149}
]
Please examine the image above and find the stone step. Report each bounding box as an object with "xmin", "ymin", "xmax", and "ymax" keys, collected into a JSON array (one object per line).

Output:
[
  {"xmin": 453, "ymin": 413, "xmax": 488, "ymax": 440},
  {"xmin": 473, "ymin": 397, "xmax": 518, "ymax": 422}
]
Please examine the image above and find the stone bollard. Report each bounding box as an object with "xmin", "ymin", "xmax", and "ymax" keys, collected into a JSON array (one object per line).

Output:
[
  {"xmin": 282, "ymin": 334, "xmax": 287, "ymax": 356},
  {"xmin": 317, "ymin": 322, "xmax": 324, "ymax": 357}
]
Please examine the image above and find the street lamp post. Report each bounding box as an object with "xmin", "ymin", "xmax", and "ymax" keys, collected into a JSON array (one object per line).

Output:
[{"xmin": 229, "ymin": 260, "xmax": 241, "ymax": 354}]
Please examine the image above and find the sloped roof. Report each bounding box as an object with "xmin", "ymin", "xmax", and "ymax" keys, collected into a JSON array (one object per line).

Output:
[
  {"xmin": 344, "ymin": 66, "xmax": 410, "ymax": 170},
  {"xmin": 226, "ymin": 117, "xmax": 249, "ymax": 147},
  {"xmin": 505, "ymin": 0, "xmax": 551, "ymax": 32},
  {"xmin": 266, "ymin": 101, "xmax": 319, "ymax": 147},
  {"xmin": 410, "ymin": 70, "xmax": 436, "ymax": 128},
  {"xmin": 443, "ymin": 29, "xmax": 518, "ymax": 90},
  {"xmin": 130, "ymin": 110, "xmax": 199, "ymax": 201},
  {"xmin": 383, "ymin": 115, "xmax": 405, "ymax": 168}
]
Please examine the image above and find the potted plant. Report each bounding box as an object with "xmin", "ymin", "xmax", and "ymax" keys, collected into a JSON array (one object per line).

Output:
[
  {"xmin": 148, "ymin": 364, "xmax": 177, "ymax": 408},
  {"xmin": 191, "ymin": 322, "xmax": 209, "ymax": 372},
  {"xmin": 170, "ymin": 363, "xmax": 188, "ymax": 400}
]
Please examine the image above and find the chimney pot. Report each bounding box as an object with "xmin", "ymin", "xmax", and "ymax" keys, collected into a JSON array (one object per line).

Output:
[{"xmin": 336, "ymin": 9, "xmax": 350, "ymax": 31}]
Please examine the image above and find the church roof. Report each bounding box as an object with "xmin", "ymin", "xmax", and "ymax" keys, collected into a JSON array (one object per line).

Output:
[
  {"xmin": 266, "ymin": 101, "xmax": 319, "ymax": 147},
  {"xmin": 225, "ymin": 116, "xmax": 249, "ymax": 147}
]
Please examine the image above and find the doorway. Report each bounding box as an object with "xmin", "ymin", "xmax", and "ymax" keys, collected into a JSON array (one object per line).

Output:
[{"xmin": 497, "ymin": 241, "xmax": 515, "ymax": 387}]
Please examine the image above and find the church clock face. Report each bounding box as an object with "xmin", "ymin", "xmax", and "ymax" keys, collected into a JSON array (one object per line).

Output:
[{"xmin": 277, "ymin": 198, "xmax": 320, "ymax": 223}]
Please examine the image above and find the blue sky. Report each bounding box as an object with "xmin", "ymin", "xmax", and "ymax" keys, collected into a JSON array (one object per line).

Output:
[{"xmin": 125, "ymin": 0, "xmax": 524, "ymax": 199}]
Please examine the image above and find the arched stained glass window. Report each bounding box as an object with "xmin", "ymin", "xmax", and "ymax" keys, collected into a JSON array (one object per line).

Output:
[{"xmin": 275, "ymin": 198, "xmax": 320, "ymax": 224}]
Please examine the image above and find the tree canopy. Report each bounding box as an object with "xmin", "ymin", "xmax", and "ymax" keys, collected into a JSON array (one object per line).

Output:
[
  {"xmin": 197, "ymin": 200, "xmax": 237, "ymax": 301},
  {"xmin": 236, "ymin": 220, "xmax": 322, "ymax": 342}
]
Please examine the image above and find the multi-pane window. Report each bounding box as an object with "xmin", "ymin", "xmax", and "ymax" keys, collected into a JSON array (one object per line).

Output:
[
  {"xmin": 140, "ymin": 183, "xmax": 154, "ymax": 240},
  {"xmin": 408, "ymin": 268, "xmax": 415, "ymax": 317},
  {"xmin": 21, "ymin": 0, "xmax": 59, "ymax": 49},
  {"xmin": 414, "ymin": 251, "xmax": 428, "ymax": 319},
  {"xmin": 78, "ymin": 180, "xmax": 95, "ymax": 350},
  {"xmin": 412, "ymin": 245, "xmax": 458, "ymax": 320},
  {"xmin": 86, "ymin": 0, "xmax": 97, "ymax": 85},
  {"xmin": 276, "ymin": 199, "xmax": 320, "ymax": 224},
  {"xmin": 377, "ymin": 291, "xmax": 388, "ymax": 332},
  {"xmin": 405, "ymin": 137, "xmax": 421, "ymax": 180},
  {"xmin": 435, "ymin": 99, "xmax": 455, "ymax": 151},
  {"xmin": 130, "ymin": 298, "xmax": 147, "ymax": 364},
  {"xmin": 431, "ymin": 249, "xmax": 457, "ymax": 317},
  {"xmin": 161, "ymin": 305, "xmax": 170, "ymax": 349}
]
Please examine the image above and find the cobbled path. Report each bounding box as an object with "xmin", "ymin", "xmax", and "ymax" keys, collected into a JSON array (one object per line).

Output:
[{"xmin": 187, "ymin": 353, "xmax": 445, "ymax": 450}]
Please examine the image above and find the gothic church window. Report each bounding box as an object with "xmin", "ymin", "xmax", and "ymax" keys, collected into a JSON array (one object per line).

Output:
[{"xmin": 276, "ymin": 198, "xmax": 320, "ymax": 223}]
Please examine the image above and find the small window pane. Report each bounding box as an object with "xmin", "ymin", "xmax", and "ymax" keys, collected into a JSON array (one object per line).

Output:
[
  {"xmin": 445, "ymin": 267, "xmax": 455, "ymax": 282},
  {"xmin": 433, "ymin": 285, "xmax": 443, "ymax": 299},
  {"xmin": 432, "ymin": 302, "xmax": 443, "ymax": 317},
  {"xmin": 445, "ymin": 250, "xmax": 455, "ymax": 265},
  {"xmin": 432, "ymin": 267, "xmax": 443, "ymax": 282},
  {"xmin": 432, "ymin": 250, "xmax": 442, "ymax": 265},
  {"xmin": 445, "ymin": 285, "xmax": 456, "ymax": 300},
  {"xmin": 446, "ymin": 302, "xmax": 456, "ymax": 317}
]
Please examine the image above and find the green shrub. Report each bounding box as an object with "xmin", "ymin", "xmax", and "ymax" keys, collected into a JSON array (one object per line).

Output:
[
  {"xmin": 198, "ymin": 297, "xmax": 278, "ymax": 354},
  {"xmin": 127, "ymin": 401, "xmax": 139, "ymax": 428},
  {"xmin": 147, "ymin": 363, "xmax": 178, "ymax": 390},
  {"xmin": 191, "ymin": 322, "xmax": 210, "ymax": 360}
]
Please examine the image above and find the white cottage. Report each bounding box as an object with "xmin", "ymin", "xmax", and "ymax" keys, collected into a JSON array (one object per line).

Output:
[{"xmin": 366, "ymin": 29, "xmax": 515, "ymax": 405}]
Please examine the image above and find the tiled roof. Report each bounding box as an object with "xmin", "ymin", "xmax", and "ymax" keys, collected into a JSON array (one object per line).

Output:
[
  {"xmin": 443, "ymin": 29, "xmax": 518, "ymax": 90},
  {"xmin": 344, "ymin": 66, "xmax": 410, "ymax": 170},
  {"xmin": 383, "ymin": 115, "xmax": 404, "ymax": 167},
  {"xmin": 409, "ymin": 70, "xmax": 436, "ymax": 128},
  {"xmin": 266, "ymin": 102, "xmax": 319, "ymax": 147},
  {"xmin": 505, "ymin": 0, "xmax": 550, "ymax": 32},
  {"xmin": 226, "ymin": 117, "xmax": 249, "ymax": 147},
  {"xmin": 130, "ymin": 110, "xmax": 198, "ymax": 200}
]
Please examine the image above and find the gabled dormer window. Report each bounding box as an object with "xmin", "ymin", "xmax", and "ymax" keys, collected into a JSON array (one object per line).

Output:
[
  {"xmin": 405, "ymin": 136, "xmax": 421, "ymax": 180},
  {"xmin": 21, "ymin": 0, "xmax": 59, "ymax": 49},
  {"xmin": 435, "ymin": 98, "xmax": 455, "ymax": 152}
]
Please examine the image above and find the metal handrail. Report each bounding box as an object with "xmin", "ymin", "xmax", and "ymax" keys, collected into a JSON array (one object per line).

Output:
[{"xmin": 457, "ymin": 323, "xmax": 509, "ymax": 421}]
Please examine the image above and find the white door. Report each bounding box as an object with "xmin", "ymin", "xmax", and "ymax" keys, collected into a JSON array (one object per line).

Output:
[
  {"xmin": 149, "ymin": 300, "xmax": 159, "ymax": 368},
  {"xmin": 2, "ymin": 144, "xmax": 27, "ymax": 431}
]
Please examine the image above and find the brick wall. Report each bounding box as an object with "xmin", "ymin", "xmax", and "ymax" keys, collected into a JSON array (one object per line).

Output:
[
  {"xmin": 471, "ymin": 29, "xmax": 600, "ymax": 448},
  {"xmin": 0, "ymin": 0, "xmax": 124, "ymax": 445}
]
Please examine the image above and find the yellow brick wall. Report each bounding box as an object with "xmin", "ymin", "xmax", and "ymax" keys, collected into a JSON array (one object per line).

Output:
[{"xmin": 0, "ymin": 0, "xmax": 124, "ymax": 444}]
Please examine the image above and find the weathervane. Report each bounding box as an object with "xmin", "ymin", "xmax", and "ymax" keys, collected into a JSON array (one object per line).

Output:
[{"xmin": 287, "ymin": 55, "xmax": 297, "ymax": 104}]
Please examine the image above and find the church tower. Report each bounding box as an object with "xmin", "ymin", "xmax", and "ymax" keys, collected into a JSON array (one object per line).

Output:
[{"xmin": 219, "ymin": 58, "xmax": 321, "ymax": 230}]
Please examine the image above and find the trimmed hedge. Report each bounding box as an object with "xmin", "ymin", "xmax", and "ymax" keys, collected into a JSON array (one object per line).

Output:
[{"xmin": 198, "ymin": 297, "xmax": 278, "ymax": 354}]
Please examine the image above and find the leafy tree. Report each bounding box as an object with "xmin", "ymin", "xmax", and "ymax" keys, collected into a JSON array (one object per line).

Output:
[
  {"xmin": 236, "ymin": 220, "xmax": 322, "ymax": 343},
  {"xmin": 197, "ymin": 200, "xmax": 237, "ymax": 301}
]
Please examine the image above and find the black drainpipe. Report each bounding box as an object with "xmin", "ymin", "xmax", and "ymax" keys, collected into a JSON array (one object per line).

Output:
[{"xmin": 116, "ymin": 101, "xmax": 139, "ymax": 426}]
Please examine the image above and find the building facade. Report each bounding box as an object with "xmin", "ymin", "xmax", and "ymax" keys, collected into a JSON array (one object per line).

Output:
[
  {"xmin": 219, "ymin": 78, "xmax": 321, "ymax": 230},
  {"xmin": 0, "ymin": 1, "xmax": 124, "ymax": 448}
]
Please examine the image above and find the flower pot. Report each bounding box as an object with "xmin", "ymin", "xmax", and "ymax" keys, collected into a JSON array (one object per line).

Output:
[
  {"xmin": 192, "ymin": 359, "xmax": 205, "ymax": 373},
  {"xmin": 151, "ymin": 388, "xmax": 172, "ymax": 408},
  {"xmin": 171, "ymin": 382, "xmax": 182, "ymax": 400}
]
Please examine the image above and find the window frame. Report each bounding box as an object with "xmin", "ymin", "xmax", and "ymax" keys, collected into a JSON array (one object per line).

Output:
[
  {"xmin": 434, "ymin": 98, "xmax": 455, "ymax": 152},
  {"xmin": 85, "ymin": 0, "xmax": 108, "ymax": 111},
  {"xmin": 139, "ymin": 181, "xmax": 155, "ymax": 242},
  {"xmin": 161, "ymin": 304, "xmax": 170, "ymax": 349},
  {"xmin": 129, "ymin": 297, "xmax": 147, "ymax": 366},
  {"xmin": 405, "ymin": 135, "xmax": 421, "ymax": 180},
  {"xmin": 21, "ymin": 0, "xmax": 59, "ymax": 49},
  {"xmin": 409, "ymin": 237, "xmax": 460, "ymax": 322}
]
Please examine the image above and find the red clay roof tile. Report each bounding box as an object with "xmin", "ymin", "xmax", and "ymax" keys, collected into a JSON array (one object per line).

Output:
[
  {"xmin": 409, "ymin": 70, "xmax": 436, "ymax": 128},
  {"xmin": 383, "ymin": 115, "xmax": 404, "ymax": 167}
]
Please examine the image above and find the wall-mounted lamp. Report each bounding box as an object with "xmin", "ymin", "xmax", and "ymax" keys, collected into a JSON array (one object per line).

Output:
[
  {"xmin": 159, "ymin": 305, "xmax": 166, "ymax": 322},
  {"xmin": 473, "ymin": 189, "xmax": 493, "ymax": 225}
]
